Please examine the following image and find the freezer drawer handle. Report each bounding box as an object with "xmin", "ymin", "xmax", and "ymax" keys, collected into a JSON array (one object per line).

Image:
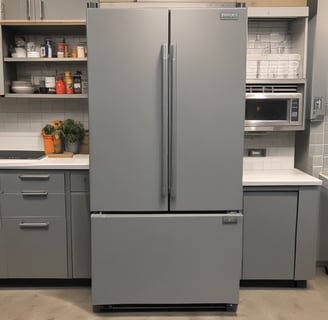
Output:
[
  {"xmin": 21, "ymin": 191, "xmax": 48, "ymax": 196},
  {"xmin": 19, "ymin": 222, "xmax": 49, "ymax": 229},
  {"xmin": 222, "ymin": 216, "xmax": 238, "ymax": 225},
  {"xmin": 161, "ymin": 43, "xmax": 169, "ymax": 197}
]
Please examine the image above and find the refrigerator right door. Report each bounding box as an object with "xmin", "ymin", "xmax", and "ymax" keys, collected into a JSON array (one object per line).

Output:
[{"xmin": 170, "ymin": 8, "xmax": 247, "ymax": 211}]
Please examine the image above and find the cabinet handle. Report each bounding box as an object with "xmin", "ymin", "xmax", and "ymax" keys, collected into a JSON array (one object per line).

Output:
[
  {"xmin": 21, "ymin": 191, "xmax": 48, "ymax": 196},
  {"xmin": 19, "ymin": 174, "xmax": 50, "ymax": 180},
  {"xmin": 40, "ymin": 0, "xmax": 44, "ymax": 20},
  {"xmin": 27, "ymin": 0, "xmax": 31, "ymax": 20},
  {"xmin": 19, "ymin": 222, "xmax": 49, "ymax": 229}
]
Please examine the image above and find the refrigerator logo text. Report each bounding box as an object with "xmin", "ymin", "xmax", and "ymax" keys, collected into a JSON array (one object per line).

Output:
[{"xmin": 220, "ymin": 12, "xmax": 239, "ymax": 20}]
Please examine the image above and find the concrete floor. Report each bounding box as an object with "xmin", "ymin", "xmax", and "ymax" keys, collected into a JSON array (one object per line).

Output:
[{"xmin": 1, "ymin": 268, "xmax": 328, "ymax": 320}]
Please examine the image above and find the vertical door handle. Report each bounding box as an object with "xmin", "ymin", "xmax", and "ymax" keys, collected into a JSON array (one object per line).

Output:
[
  {"xmin": 161, "ymin": 44, "xmax": 169, "ymax": 197},
  {"xmin": 40, "ymin": 0, "xmax": 44, "ymax": 20},
  {"xmin": 27, "ymin": 0, "xmax": 31, "ymax": 20},
  {"xmin": 169, "ymin": 44, "xmax": 177, "ymax": 198}
]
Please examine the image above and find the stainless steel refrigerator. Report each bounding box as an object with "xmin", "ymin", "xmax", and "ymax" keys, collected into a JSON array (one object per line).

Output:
[{"xmin": 87, "ymin": 4, "xmax": 246, "ymax": 312}]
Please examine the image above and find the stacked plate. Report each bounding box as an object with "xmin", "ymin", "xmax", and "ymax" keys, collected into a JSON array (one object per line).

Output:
[{"xmin": 11, "ymin": 81, "xmax": 36, "ymax": 94}]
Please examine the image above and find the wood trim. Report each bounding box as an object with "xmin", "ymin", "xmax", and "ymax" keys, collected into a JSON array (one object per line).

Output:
[{"xmin": 0, "ymin": 20, "xmax": 86, "ymax": 26}]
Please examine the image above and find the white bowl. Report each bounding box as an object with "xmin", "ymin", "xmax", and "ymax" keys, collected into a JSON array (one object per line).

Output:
[
  {"xmin": 11, "ymin": 86, "xmax": 35, "ymax": 94},
  {"xmin": 27, "ymin": 51, "xmax": 40, "ymax": 58}
]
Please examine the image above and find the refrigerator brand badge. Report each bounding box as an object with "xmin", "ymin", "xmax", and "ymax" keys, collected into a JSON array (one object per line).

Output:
[{"xmin": 220, "ymin": 12, "xmax": 239, "ymax": 20}]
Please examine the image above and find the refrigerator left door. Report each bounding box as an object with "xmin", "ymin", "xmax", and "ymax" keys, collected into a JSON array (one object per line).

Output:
[{"xmin": 87, "ymin": 8, "xmax": 169, "ymax": 212}]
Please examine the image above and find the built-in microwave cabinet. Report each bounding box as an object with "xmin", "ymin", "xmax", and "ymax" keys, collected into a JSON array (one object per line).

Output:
[
  {"xmin": 2, "ymin": 0, "xmax": 88, "ymax": 21},
  {"xmin": 247, "ymin": 7, "xmax": 308, "ymax": 82}
]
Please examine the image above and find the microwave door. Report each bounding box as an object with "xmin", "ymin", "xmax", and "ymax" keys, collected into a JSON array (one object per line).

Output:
[{"xmin": 245, "ymin": 98, "xmax": 290, "ymax": 125}]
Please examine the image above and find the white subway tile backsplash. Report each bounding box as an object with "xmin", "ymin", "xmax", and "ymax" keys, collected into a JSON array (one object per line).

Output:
[
  {"xmin": 0, "ymin": 98, "xmax": 88, "ymax": 149},
  {"xmin": 244, "ymin": 132, "xmax": 295, "ymax": 171}
]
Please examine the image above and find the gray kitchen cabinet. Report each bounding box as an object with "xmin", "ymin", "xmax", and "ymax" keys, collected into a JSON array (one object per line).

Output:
[
  {"xmin": 0, "ymin": 170, "xmax": 68, "ymax": 278},
  {"xmin": 3, "ymin": 0, "xmax": 87, "ymax": 21},
  {"xmin": 3, "ymin": 217, "xmax": 68, "ymax": 278},
  {"xmin": 243, "ymin": 190, "xmax": 298, "ymax": 280},
  {"xmin": 70, "ymin": 171, "xmax": 90, "ymax": 278},
  {"xmin": 0, "ymin": 224, "xmax": 7, "ymax": 278},
  {"xmin": 242, "ymin": 186, "xmax": 320, "ymax": 282}
]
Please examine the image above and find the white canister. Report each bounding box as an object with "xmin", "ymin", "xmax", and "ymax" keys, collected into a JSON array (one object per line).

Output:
[{"xmin": 77, "ymin": 46, "xmax": 85, "ymax": 58}]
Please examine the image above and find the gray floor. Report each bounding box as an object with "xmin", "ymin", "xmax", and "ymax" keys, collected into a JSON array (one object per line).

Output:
[{"xmin": 1, "ymin": 268, "xmax": 328, "ymax": 320}]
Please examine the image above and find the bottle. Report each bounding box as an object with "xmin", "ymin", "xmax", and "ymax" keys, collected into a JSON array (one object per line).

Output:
[
  {"xmin": 73, "ymin": 71, "xmax": 82, "ymax": 94},
  {"xmin": 45, "ymin": 39, "xmax": 52, "ymax": 58},
  {"xmin": 56, "ymin": 76, "xmax": 66, "ymax": 94},
  {"xmin": 64, "ymin": 71, "xmax": 73, "ymax": 94}
]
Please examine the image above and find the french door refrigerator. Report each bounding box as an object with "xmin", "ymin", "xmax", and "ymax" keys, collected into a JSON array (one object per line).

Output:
[{"xmin": 87, "ymin": 4, "xmax": 246, "ymax": 312}]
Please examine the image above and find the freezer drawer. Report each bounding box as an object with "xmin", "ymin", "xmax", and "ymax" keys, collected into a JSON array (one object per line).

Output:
[{"xmin": 91, "ymin": 213, "xmax": 242, "ymax": 306}]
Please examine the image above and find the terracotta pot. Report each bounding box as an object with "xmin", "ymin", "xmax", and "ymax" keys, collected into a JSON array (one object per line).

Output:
[{"xmin": 42, "ymin": 134, "xmax": 54, "ymax": 154}]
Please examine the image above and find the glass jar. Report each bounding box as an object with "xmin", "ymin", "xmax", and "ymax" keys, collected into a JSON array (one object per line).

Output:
[{"xmin": 73, "ymin": 71, "xmax": 82, "ymax": 94}]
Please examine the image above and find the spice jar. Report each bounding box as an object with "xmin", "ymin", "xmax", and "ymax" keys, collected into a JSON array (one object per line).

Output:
[
  {"xmin": 57, "ymin": 43, "xmax": 65, "ymax": 58},
  {"xmin": 71, "ymin": 47, "xmax": 77, "ymax": 58},
  {"xmin": 64, "ymin": 71, "xmax": 73, "ymax": 94},
  {"xmin": 55, "ymin": 76, "xmax": 66, "ymax": 94},
  {"xmin": 73, "ymin": 71, "xmax": 82, "ymax": 94}
]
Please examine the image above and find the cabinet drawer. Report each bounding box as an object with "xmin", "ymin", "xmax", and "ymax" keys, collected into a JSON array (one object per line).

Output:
[
  {"xmin": 3, "ymin": 217, "xmax": 68, "ymax": 278},
  {"xmin": 70, "ymin": 172, "xmax": 89, "ymax": 192},
  {"xmin": 0, "ymin": 172, "xmax": 64, "ymax": 193},
  {"xmin": 1, "ymin": 194, "xmax": 65, "ymax": 218}
]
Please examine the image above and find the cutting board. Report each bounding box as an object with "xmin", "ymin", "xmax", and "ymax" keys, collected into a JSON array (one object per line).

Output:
[{"xmin": 47, "ymin": 152, "xmax": 74, "ymax": 158}]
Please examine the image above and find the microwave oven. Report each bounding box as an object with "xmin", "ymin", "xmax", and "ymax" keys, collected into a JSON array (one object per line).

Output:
[{"xmin": 245, "ymin": 86, "xmax": 304, "ymax": 132}]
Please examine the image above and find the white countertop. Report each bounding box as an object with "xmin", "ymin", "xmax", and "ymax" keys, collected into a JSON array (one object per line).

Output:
[
  {"xmin": 243, "ymin": 168, "xmax": 322, "ymax": 186},
  {"xmin": 319, "ymin": 172, "xmax": 328, "ymax": 189},
  {"xmin": 0, "ymin": 155, "xmax": 321, "ymax": 186},
  {"xmin": 0, "ymin": 154, "xmax": 89, "ymax": 170}
]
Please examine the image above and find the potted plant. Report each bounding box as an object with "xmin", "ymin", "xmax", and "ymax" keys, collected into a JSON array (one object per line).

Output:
[{"xmin": 60, "ymin": 118, "xmax": 85, "ymax": 154}]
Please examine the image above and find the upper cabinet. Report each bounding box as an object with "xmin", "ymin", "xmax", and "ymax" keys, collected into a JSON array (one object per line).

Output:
[
  {"xmin": 2, "ymin": 0, "xmax": 88, "ymax": 21},
  {"xmin": 247, "ymin": 7, "xmax": 308, "ymax": 83}
]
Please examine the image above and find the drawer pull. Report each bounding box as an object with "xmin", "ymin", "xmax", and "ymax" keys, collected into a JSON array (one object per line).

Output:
[
  {"xmin": 21, "ymin": 191, "xmax": 48, "ymax": 196},
  {"xmin": 19, "ymin": 175, "xmax": 50, "ymax": 180},
  {"xmin": 19, "ymin": 222, "xmax": 49, "ymax": 229}
]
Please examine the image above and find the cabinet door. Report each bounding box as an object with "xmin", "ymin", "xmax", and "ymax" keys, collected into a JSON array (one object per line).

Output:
[
  {"xmin": 243, "ymin": 191, "xmax": 298, "ymax": 280},
  {"xmin": 0, "ymin": 223, "xmax": 7, "ymax": 278},
  {"xmin": 71, "ymin": 192, "xmax": 90, "ymax": 278},
  {"xmin": 4, "ymin": 217, "xmax": 68, "ymax": 278},
  {"xmin": 3, "ymin": 0, "xmax": 33, "ymax": 20},
  {"xmin": 35, "ymin": 0, "xmax": 87, "ymax": 21}
]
